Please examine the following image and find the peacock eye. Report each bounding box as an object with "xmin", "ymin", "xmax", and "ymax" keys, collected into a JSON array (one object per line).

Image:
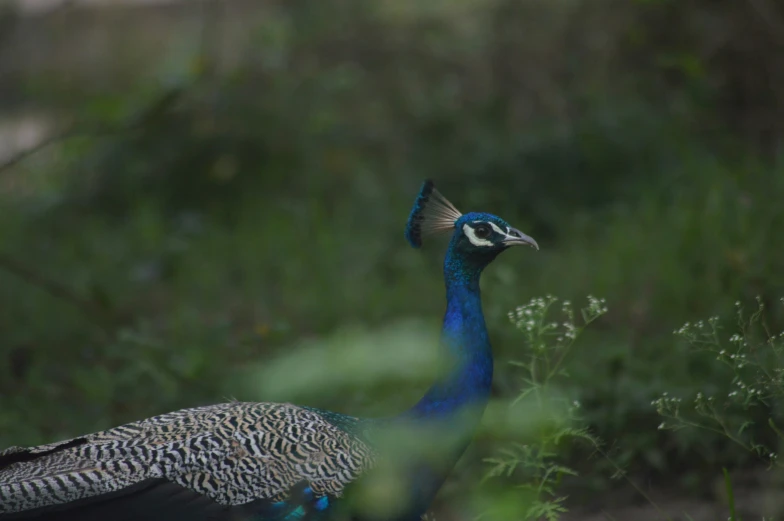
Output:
[{"xmin": 473, "ymin": 224, "xmax": 491, "ymax": 239}]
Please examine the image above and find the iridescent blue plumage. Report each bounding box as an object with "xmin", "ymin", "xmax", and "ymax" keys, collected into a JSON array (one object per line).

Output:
[
  {"xmin": 408, "ymin": 211, "xmax": 537, "ymax": 420},
  {"xmin": 389, "ymin": 193, "xmax": 538, "ymax": 519},
  {"xmin": 404, "ymin": 180, "xmax": 435, "ymax": 248},
  {"xmin": 255, "ymin": 485, "xmax": 331, "ymax": 521},
  {"xmin": 408, "ymin": 280, "xmax": 492, "ymax": 418}
]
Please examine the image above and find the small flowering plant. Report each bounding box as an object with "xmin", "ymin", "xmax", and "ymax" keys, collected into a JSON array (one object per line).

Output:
[
  {"xmin": 653, "ymin": 296, "xmax": 784, "ymax": 467},
  {"xmin": 481, "ymin": 296, "xmax": 607, "ymax": 521},
  {"xmin": 507, "ymin": 295, "xmax": 608, "ymax": 391}
]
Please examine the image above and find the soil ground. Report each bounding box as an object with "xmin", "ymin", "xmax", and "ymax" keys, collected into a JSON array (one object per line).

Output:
[{"xmin": 562, "ymin": 468, "xmax": 783, "ymax": 521}]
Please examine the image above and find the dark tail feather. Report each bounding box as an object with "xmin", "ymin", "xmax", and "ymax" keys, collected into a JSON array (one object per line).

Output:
[{"xmin": 0, "ymin": 479, "xmax": 232, "ymax": 521}]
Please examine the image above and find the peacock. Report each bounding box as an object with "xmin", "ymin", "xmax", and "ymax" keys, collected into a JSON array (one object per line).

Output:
[{"xmin": 0, "ymin": 180, "xmax": 538, "ymax": 521}]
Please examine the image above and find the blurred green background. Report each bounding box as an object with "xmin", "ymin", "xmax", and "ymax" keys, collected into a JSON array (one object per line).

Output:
[{"xmin": 1, "ymin": 0, "xmax": 784, "ymax": 519}]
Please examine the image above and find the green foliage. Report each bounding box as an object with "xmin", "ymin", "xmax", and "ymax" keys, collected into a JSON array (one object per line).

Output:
[{"xmin": 480, "ymin": 296, "xmax": 606, "ymax": 520}]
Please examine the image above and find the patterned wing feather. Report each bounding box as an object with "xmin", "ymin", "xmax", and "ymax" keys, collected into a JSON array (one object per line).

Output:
[{"xmin": 0, "ymin": 402, "xmax": 376, "ymax": 520}]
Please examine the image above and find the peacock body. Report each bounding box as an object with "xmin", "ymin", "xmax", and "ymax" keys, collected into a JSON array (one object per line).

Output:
[{"xmin": 0, "ymin": 181, "xmax": 538, "ymax": 521}]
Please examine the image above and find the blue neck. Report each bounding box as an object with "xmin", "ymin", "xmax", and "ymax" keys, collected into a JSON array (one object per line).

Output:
[
  {"xmin": 384, "ymin": 247, "xmax": 495, "ymax": 519},
  {"xmin": 408, "ymin": 249, "xmax": 494, "ymax": 421},
  {"xmin": 374, "ymin": 236, "xmax": 503, "ymax": 520}
]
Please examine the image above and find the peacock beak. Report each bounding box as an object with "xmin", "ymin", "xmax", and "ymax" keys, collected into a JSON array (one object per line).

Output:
[{"xmin": 502, "ymin": 228, "xmax": 539, "ymax": 250}]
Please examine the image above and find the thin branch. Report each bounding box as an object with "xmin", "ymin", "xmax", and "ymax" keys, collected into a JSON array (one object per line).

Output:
[
  {"xmin": 0, "ymin": 252, "xmax": 113, "ymax": 331},
  {"xmin": 0, "ymin": 129, "xmax": 74, "ymax": 173},
  {"xmin": 0, "ymin": 85, "xmax": 186, "ymax": 176}
]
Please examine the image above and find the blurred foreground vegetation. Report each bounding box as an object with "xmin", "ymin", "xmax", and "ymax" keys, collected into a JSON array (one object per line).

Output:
[{"xmin": 1, "ymin": 0, "xmax": 784, "ymax": 518}]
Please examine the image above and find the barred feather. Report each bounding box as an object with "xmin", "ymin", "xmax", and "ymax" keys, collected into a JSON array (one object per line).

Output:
[{"xmin": 0, "ymin": 402, "xmax": 376, "ymax": 519}]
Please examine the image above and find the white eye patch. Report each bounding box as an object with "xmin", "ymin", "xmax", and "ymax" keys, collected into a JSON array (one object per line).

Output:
[
  {"xmin": 486, "ymin": 222, "xmax": 507, "ymax": 235},
  {"xmin": 463, "ymin": 223, "xmax": 494, "ymax": 247}
]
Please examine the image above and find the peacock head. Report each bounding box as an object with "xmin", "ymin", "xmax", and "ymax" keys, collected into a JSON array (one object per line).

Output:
[
  {"xmin": 405, "ymin": 180, "xmax": 537, "ymax": 272},
  {"xmin": 450, "ymin": 212, "xmax": 538, "ymax": 254}
]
